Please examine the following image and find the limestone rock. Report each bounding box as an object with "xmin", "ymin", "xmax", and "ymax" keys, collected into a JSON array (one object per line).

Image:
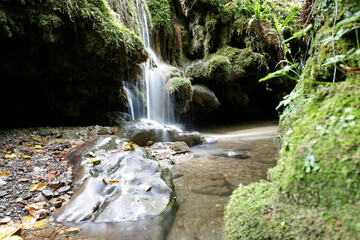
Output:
[
  {"xmin": 117, "ymin": 120, "xmax": 202, "ymax": 146},
  {"xmin": 55, "ymin": 135, "xmax": 175, "ymax": 223}
]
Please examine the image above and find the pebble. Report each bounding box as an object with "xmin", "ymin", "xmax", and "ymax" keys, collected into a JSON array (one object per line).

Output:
[
  {"xmin": 49, "ymin": 198, "xmax": 63, "ymax": 208},
  {"xmin": 57, "ymin": 186, "xmax": 71, "ymax": 193},
  {"xmin": 34, "ymin": 193, "xmax": 48, "ymax": 202},
  {"xmin": 49, "ymin": 181, "xmax": 60, "ymax": 188},
  {"xmin": 20, "ymin": 191, "xmax": 32, "ymax": 200},
  {"xmin": 42, "ymin": 189, "xmax": 54, "ymax": 198},
  {"xmin": 64, "ymin": 227, "xmax": 81, "ymax": 234},
  {"xmin": 0, "ymin": 191, "xmax": 8, "ymax": 198},
  {"xmin": 38, "ymin": 228, "xmax": 56, "ymax": 238},
  {"xmin": 0, "ymin": 217, "xmax": 11, "ymax": 224}
]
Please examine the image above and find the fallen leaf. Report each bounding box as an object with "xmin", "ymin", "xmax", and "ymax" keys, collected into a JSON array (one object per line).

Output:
[
  {"xmin": 0, "ymin": 171, "xmax": 11, "ymax": 177},
  {"xmin": 0, "ymin": 223, "xmax": 22, "ymax": 239},
  {"xmin": 5, "ymin": 154, "xmax": 17, "ymax": 159},
  {"xmin": 21, "ymin": 155, "xmax": 31, "ymax": 159},
  {"xmin": 33, "ymin": 220, "xmax": 49, "ymax": 230},
  {"xmin": 121, "ymin": 26, "xmax": 127, "ymax": 28},
  {"xmin": 102, "ymin": 179, "xmax": 119, "ymax": 185},
  {"xmin": 124, "ymin": 142, "xmax": 135, "ymax": 151},
  {"xmin": 145, "ymin": 185, "xmax": 152, "ymax": 192},
  {"xmin": 21, "ymin": 215, "xmax": 37, "ymax": 230},
  {"xmin": 87, "ymin": 158, "xmax": 101, "ymax": 164},
  {"xmin": 25, "ymin": 202, "xmax": 47, "ymax": 217},
  {"xmin": 32, "ymin": 138, "xmax": 41, "ymax": 142},
  {"xmin": 29, "ymin": 183, "xmax": 47, "ymax": 192},
  {"xmin": 25, "ymin": 160, "xmax": 31, "ymax": 165},
  {"xmin": 87, "ymin": 152, "xmax": 96, "ymax": 157},
  {"xmin": 33, "ymin": 145, "xmax": 42, "ymax": 149}
]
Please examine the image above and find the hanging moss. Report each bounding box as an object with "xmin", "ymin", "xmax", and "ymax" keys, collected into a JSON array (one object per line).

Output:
[
  {"xmin": 147, "ymin": 0, "xmax": 172, "ymax": 33},
  {"xmin": 0, "ymin": 0, "xmax": 147, "ymax": 62}
]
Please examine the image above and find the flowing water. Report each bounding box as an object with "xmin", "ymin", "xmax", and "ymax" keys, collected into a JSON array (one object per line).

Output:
[
  {"xmin": 123, "ymin": 0, "xmax": 175, "ymax": 124},
  {"xmin": 76, "ymin": 121, "xmax": 279, "ymax": 239}
]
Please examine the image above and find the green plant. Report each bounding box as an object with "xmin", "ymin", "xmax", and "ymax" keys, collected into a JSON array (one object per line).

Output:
[{"xmin": 321, "ymin": 10, "xmax": 360, "ymax": 74}]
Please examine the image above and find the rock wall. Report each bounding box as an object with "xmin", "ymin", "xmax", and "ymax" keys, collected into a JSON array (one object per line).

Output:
[{"xmin": 0, "ymin": 0, "xmax": 147, "ymax": 129}]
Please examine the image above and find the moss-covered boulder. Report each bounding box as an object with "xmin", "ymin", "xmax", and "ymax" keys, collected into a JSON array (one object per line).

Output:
[
  {"xmin": 185, "ymin": 46, "xmax": 268, "ymax": 83},
  {"xmin": 224, "ymin": 78, "xmax": 360, "ymax": 239},
  {"xmin": 166, "ymin": 77, "xmax": 193, "ymax": 114},
  {"xmin": 0, "ymin": 0, "xmax": 147, "ymax": 129}
]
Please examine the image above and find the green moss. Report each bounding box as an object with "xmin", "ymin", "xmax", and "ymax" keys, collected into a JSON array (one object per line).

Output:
[
  {"xmin": 147, "ymin": 0, "xmax": 172, "ymax": 33},
  {"xmin": 166, "ymin": 77, "xmax": 193, "ymax": 113},
  {"xmin": 206, "ymin": 55, "xmax": 230, "ymax": 80},
  {"xmin": 224, "ymin": 78, "xmax": 360, "ymax": 240},
  {"xmin": 0, "ymin": 0, "xmax": 147, "ymax": 62}
]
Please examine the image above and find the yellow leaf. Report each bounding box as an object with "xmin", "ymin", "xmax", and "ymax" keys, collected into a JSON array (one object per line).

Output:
[
  {"xmin": 121, "ymin": 26, "xmax": 127, "ymax": 28},
  {"xmin": 25, "ymin": 202, "xmax": 47, "ymax": 217},
  {"xmin": 21, "ymin": 155, "xmax": 31, "ymax": 159},
  {"xmin": 0, "ymin": 171, "xmax": 11, "ymax": 177},
  {"xmin": 124, "ymin": 142, "xmax": 135, "ymax": 151},
  {"xmin": 0, "ymin": 223, "xmax": 22, "ymax": 239},
  {"xmin": 29, "ymin": 183, "xmax": 47, "ymax": 192},
  {"xmin": 5, "ymin": 154, "xmax": 17, "ymax": 159},
  {"xmin": 102, "ymin": 179, "xmax": 119, "ymax": 185},
  {"xmin": 33, "ymin": 220, "xmax": 49, "ymax": 230},
  {"xmin": 87, "ymin": 158, "xmax": 101, "ymax": 164},
  {"xmin": 21, "ymin": 215, "xmax": 36, "ymax": 230},
  {"xmin": 33, "ymin": 145, "xmax": 42, "ymax": 149},
  {"xmin": 32, "ymin": 138, "xmax": 41, "ymax": 142},
  {"xmin": 25, "ymin": 160, "xmax": 31, "ymax": 165},
  {"xmin": 3, "ymin": 236, "xmax": 23, "ymax": 240}
]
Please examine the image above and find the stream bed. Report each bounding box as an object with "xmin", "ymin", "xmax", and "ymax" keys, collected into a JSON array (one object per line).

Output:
[{"xmin": 77, "ymin": 121, "xmax": 279, "ymax": 240}]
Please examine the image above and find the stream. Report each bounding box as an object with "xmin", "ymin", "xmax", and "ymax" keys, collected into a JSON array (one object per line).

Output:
[{"xmin": 76, "ymin": 121, "xmax": 278, "ymax": 240}]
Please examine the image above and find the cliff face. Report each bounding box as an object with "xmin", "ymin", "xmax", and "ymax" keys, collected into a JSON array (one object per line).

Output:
[{"xmin": 0, "ymin": 0, "xmax": 147, "ymax": 128}]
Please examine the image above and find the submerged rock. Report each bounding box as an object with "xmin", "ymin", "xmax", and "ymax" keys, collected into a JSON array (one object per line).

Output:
[
  {"xmin": 117, "ymin": 120, "xmax": 203, "ymax": 146},
  {"xmin": 55, "ymin": 135, "xmax": 175, "ymax": 224}
]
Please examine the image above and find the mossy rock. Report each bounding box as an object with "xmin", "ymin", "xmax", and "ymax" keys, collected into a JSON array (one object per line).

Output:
[
  {"xmin": 185, "ymin": 46, "xmax": 268, "ymax": 83},
  {"xmin": 224, "ymin": 78, "xmax": 360, "ymax": 240},
  {"xmin": 166, "ymin": 77, "xmax": 193, "ymax": 114}
]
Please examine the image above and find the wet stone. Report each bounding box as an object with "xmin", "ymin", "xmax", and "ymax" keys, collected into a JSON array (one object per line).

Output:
[
  {"xmin": 42, "ymin": 189, "xmax": 54, "ymax": 198},
  {"xmin": 20, "ymin": 191, "xmax": 32, "ymax": 200},
  {"xmin": 34, "ymin": 193, "xmax": 48, "ymax": 202},
  {"xmin": 49, "ymin": 181, "xmax": 60, "ymax": 188},
  {"xmin": 57, "ymin": 186, "xmax": 71, "ymax": 194},
  {"xmin": 0, "ymin": 191, "xmax": 8, "ymax": 198},
  {"xmin": 49, "ymin": 198, "xmax": 63, "ymax": 208}
]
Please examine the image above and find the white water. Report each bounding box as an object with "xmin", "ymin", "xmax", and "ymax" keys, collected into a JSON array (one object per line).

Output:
[{"xmin": 123, "ymin": 0, "xmax": 175, "ymax": 124}]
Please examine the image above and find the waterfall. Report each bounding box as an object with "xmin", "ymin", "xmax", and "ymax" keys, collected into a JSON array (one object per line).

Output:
[{"xmin": 123, "ymin": 0, "xmax": 175, "ymax": 125}]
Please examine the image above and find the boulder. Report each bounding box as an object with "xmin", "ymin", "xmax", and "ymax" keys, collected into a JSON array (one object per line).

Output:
[
  {"xmin": 117, "ymin": 120, "xmax": 202, "ymax": 146},
  {"xmin": 191, "ymin": 84, "xmax": 220, "ymax": 114},
  {"xmin": 55, "ymin": 135, "xmax": 175, "ymax": 223},
  {"xmin": 166, "ymin": 77, "xmax": 193, "ymax": 114}
]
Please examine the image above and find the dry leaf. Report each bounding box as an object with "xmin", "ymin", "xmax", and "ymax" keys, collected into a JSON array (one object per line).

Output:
[
  {"xmin": 87, "ymin": 158, "xmax": 101, "ymax": 164},
  {"xmin": 25, "ymin": 160, "xmax": 31, "ymax": 165},
  {"xmin": 29, "ymin": 183, "xmax": 47, "ymax": 192},
  {"xmin": 145, "ymin": 185, "xmax": 152, "ymax": 192},
  {"xmin": 32, "ymin": 138, "xmax": 41, "ymax": 142},
  {"xmin": 0, "ymin": 171, "xmax": 11, "ymax": 178},
  {"xmin": 21, "ymin": 215, "xmax": 37, "ymax": 230},
  {"xmin": 21, "ymin": 155, "xmax": 31, "ymax": 159},
  {"xmin": 33, "ymin": 145, "xmax": 42, "ymax": 149},
  {"xmin": 25, "ymin": 202, "xmax": 47, "ymax": 217},
  {"xmin": 102, "ymin": 179, "xmax": 119, "ymax": 185},
  {"xmin": 5, "ymin": 154, "xmax": 17, "ymax": 159},
  {"xmin": 33, "ymin": 220, "xmax": 49, "ymax": 230},
  {"xmin": 124, "ymin": 142, "xmax": 135, "ymax": 151},
  {"xmin": 0, "ymin": 223, "xmax": 22, "ymax": 239}
]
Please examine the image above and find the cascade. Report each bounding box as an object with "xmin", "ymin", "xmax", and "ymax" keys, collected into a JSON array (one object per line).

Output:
[{"xmin": 123, "ymin": 0, "xmax": 175, "ymax": 124}]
